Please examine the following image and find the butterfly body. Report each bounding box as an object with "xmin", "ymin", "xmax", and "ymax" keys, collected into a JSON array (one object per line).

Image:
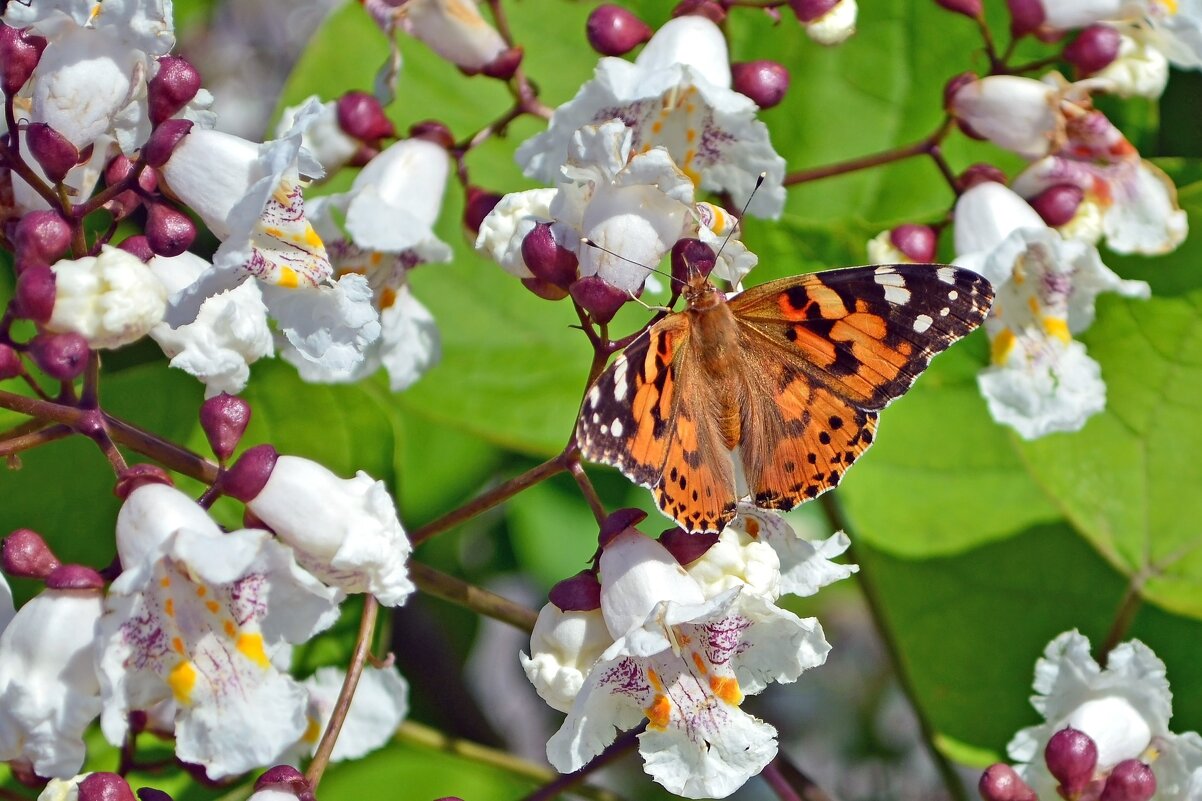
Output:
[{"xmin": 578, "ymin": 264, "xmax": 993, "ymax": 534}]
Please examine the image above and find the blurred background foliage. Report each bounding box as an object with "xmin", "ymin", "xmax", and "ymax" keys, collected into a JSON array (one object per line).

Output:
[{"xmin": 2, "ymin": 1, "xmax": 1201, "ymax": 800}]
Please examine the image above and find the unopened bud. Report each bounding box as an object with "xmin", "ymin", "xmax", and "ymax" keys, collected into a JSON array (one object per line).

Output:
[
  {"xmin": 671, "ymin": 238, "xmax": 716, "ymax": 287},
  {"xmin": 148, "ymin": 56, "xmax": 201, "ymax": 125},
  {"xmin": 481, "ymin": 47, "xmax": 523, "ymax": 80},
  {"xmin": 1030, "ymin": 184, "xmax": 1084, "ymax": 227},
  {"xmin": 46, "ymin": 563, "xmax": 105, "ymax": 590},
  {"xmin": 1099, "ymin": 760, "xmax": 1156, "ymax": 801},
  {"xmin": 0, "ymin": 343, "xmax": 19, "ymax": 380},
  {"xmin": 1045, "ymin": 727, "xmax": 1098, "ymax": 797},
  {"xmin": 0, "ymin": 24, "xmax": 47, "ymax": 95},
  {"xmin": 673, "ymin": 0, "xmax": 726, "ymax": 22},
  {"xmin": 220, "ymin": 443, "xmax": 279, "ymax": 502},
  {"xmin": 2, "ymin": 528, "xmax": 61, "ymax": 578},
  {"xmin": 1064, "ymin": 25, "xmax": 1122, "ymax": 76},
  {"xmin": 586, "ymin": 5, "xmax": 653, "ymax": 56},
  {"xmin": 958, "ymin": 163, "xmax": 1008, "ymax": 191},
  {"xmin": 14, "ymin": 264, "xmax": 56, "ymax": 323},
  {"xmin": 978, "ymin": 764, "xmax": 1037, "ymax": 801},
  {"xmin": 113, "ymin": 463, "xmax": 173, "ymax": 500},
  {"xmin": 29, "ymin": 331, "xmax": 89, "ymax": 380},
  {"xmin": 731, "ymin": 61, "xmax": 790, "ymax": 109},
  {"xmin": 789, "ymin": 0, "xmax": 838, "ymax": 22},
  {"xmin": 254, "ymin": 766, "xmax": 309, "ymax": 799},
  {"xmin": 337, "ymin": 91, "xmax": 395, "ymax": 142},
  {"xmin": 890, "ymin": 224, "xmax": 937, "ymax": 262},
  {"xmin": 26, "ymin": 122, "xmax": 79, "ymax": 184},
  {"xmin": 521, "ymin": 277, "xmax": 570, "ymax": 301},
  {"xmin": 200, "ymin": 392, "xmax": 251, "ymax": 462},
  {"xmin": 117, "ymin": 235, "xmax": 154, "ymax": 262},
  {"xmin": 13, "ymin": 210, "xmax": 71, "ymax": 264},
  {"xmin": 103, "ymin": 157, "xmax": 145, "ymax": 220},
  {"xmin": 935, "ymin": 0, "xmax": 982, "ymax": 18},
  {"xmin": 943, "ymin": 71, "xmax": 979, "ymax": 112},
  {"xmin": 145, "ymin": 202, "xmax": 196, "ymax": 257},
  {"xmin": 659, "ymin": 528, "xmax": 719, "ymax": 565},
  {"xmin": 598, "ymin": 508, "xmax": 647, "ymax": 548},
  {"xmin": 522, "ymin": 223, "xmax": 579, "ymax": 289},
  {"xmin": 79, "ymin": 773, "xmax": 137, "ymax": 801},
  {"xmin": 463, "ymin": 186, "xmax": 502, "ymax": 235},
  {"xmin": 548, "ymin": 570, "xmax": 602, "ymax": 611},
  {"xmin": 408, "ymin": 120, "xmax": 454, "ymax": 150},
  {"xmin": 570, "ymin": 275, "xmax": 628, "ymax": 324},
  {"xmin": 1006, "ymin": 0, "xmax": 1045, "ymax": 37},
  {"xmin": 143, "ymin": 119, "xmax": 193, "ymax": 168}
]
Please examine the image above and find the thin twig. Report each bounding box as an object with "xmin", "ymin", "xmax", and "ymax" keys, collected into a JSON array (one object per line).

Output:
[
  {"xmin": 1098, "ymin": 580, "xmax": 1144, "ymax": 666},
  {"xmin": 764, "ymin": 751, "xmax": 839, "ymax": 801},
  {"xmin": 569, "ymin": 459, "xmax": 606, "ymax": 523},
  {"xmin": 0, "ymin": 423, "xmax": 71, "ymax": 457},
  {"xmin": 409, "ymin": 561, "xmax": 539, "ymax": 632},
  {"xmin": 784, "ymin": 119, "xmax": 953, "ymax": 187},
  {"xmin": 522, "ymin": 725, "xmax": 643, "ymax": 801}
]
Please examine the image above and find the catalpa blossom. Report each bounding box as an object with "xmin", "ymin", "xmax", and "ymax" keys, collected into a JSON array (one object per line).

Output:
[
  {"xmin": 157, "ymin": 100, "xmax": 380, "ymax": 380},
  {"xmin": 301, "ymin": 136, "xmax": 452, "ymax": 391},
  {"xmin": 46, "ymin": 245, "xmax": 167, "ymax": 349},
  {"xmin": 529, "ymin": 522, "xmax": 830, "ymax": 798},
  {"xmin": 97, "ymin": 480, "xmax": 341, "ymax": 778},
  {"xmin": 1008, "ymin": 630, "xmax": 1202, "ymax": 800},
  {"xmin": 954, "ymin": 182, "xmax": 1149, "ymax": 439},
  {"xmin": 1038, "ymin": 0, "xmax": 1202, "ymax": 69},
  {"xmin": 516, "ymin": 14, "xmax": 787, "ymax": 218}
]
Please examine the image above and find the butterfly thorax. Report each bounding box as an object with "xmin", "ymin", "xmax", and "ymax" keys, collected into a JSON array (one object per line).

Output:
[{"xmin": 684, "ymin": 279, "xmax": 743, "ymax": 449}]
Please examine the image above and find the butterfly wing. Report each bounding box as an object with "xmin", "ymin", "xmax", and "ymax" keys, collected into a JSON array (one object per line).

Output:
[
  {"xmin": 729, "ymin": 263, "xmax": 993, "ymax": 511},
  {"xmin": 577, "ymin": 314, "xmax": 739, "ymax": 533}
]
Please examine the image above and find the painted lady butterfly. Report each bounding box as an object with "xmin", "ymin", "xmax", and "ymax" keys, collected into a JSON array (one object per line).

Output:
[{"xmin": 576, "ymin": 263, "xmax": 993, "ymax": 534}]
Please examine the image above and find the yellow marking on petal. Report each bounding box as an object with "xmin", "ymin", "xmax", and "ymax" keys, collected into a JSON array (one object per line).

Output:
[
  {"xmin": 160, "ymin": 576, "xmax": 171, "ymax": 587},
  {"xmin": 276, "ymin": 266, "xmax": 301, "ymax": 289},
  {"xmin": 171, "ymin": 636, "xmax": 186, "ymax": 655},
  {"xmin": 302, "ymin": 224, "xmax": 323, "ymax": 249},
  {"xmin": 1027, "ymin": 296, "xmax": 1041, "ymax": 316},
  {"xmin": 195, "ymin": 585, "xmax": 207, "ymax": 597},
  {"xmin": 709, "ymin": 675, "xmax": 743, "ymax": 706},
  {"xmin": 370, "ymin": 252, "xmax": 383, "ymax": 266},
  {"xmin": 685, "ymin": 129, "xmax": 696, "ymax": 144},
  {"xmin": 1162, "ymin": 0, "xmax": 1178, "ymax": 13},
  {"xmin": 380, "ymin": 287, "xmax": 398, "ymax": 310},
  {"xmin": 223, "ymin": 619, "xmax": 237, "ymax": 637},
  {"xmin": 302, "ymin": 716, "xmax": 322, "ymax": 744},
  {"xmin": 991, "ymin": 328, "xmax": 1016, "ymax": 364},
  {"xmin": 205, "ymin": 600, "xmax": 220, "ymax": 614},
  {"xmin": 1013, "ymin": 266, "xmax": 1026, "ymax": 285},
  {"xmin": 651, "ymin": 121, "xmax": 663, "ymax": 135},
  {"xmin": 744, "ymin": 517, "xmax": 761, "ymax": 537},
  {"xmin": 167, "ymin": 660, "xmax": 197, "ymax": 704},
  {"xmin": 645, "ymin": 695, "xmax": 672, "ymax": 730},
  {"xmin": 237, "ymin": 632, "xmax": 271, "ymax": 669},
  {"xmin": 691, "ymin": 652, "xmax": 708, "ymax": 674},
  {"xmin": 164, "ymin": 598, "xmax": 175, "ymax": 617},
  {"xmin": 682, "ymin": 164, "xmax": 702, "ymax": 186},
  {"xmin": 264, "ymin": 226, "xmax": 283, "ymax": 239},
  {"xmin": 685, "ymin": 102, "xmax": 696, "ymax": 113},
  {"xmin": 683, "ymin": 149, "xmax": 696, "ymax": 165},
  {"xmin": 1042, "ymin": 316, "xmax": 1071, "ymax": 344},
  {"xmin": 647, "ymin": 668, "xmax": 664, "ymax": 692},
  {"xmin": 676, "ymin": 633, "xmax": 691, "ymax": 647}
]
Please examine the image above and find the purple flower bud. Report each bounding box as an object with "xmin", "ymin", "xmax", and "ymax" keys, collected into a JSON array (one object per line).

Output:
[
  {"xmin": 29, "ymin": 331, "xmax": 89, "ymax": 381},
  {"xmin": 569, "ymin": 275, "xmax": 629, "ymax": 325},
  {"xmin": 890, "ymin": 224, "xmax": 937, "ymax": 262},
  {"xmin": 935, "ymin": 0, "xmax": 983, "ymax": 18},
  {"xmin": 143, "ymin": 119, "xmax": 193, "ymax": 168},
  {"xmin": 13, "ymin": 210, "xmax": 71, "ymax": 265},
  {"xmin": 1006, "ymin": 0, "xmax": 1045, "ymax": 37},
  {"xmin": 220, "ymin": 443, "xmax": 279, "ymax": 502},
  {"xmin": 46, "ymin": 563, "xmax": 105, "ymax": 590},
  {"xmin": 117, "ymin": 235, "xmax": 154, "ymax": 262},
  {"xmin": 671, "ymin": 238, "xmax": 716, "ymax": 287},
  {"xmin": 789, "ymin": 0, "xmax": 838, "ymax": 22},
  {"xmin": 408, "ymin": 120, "xmax": 454, "ymax": 150},
  {"xmin": 2, "ymin": 528, "xmax": 61, "ymax": 578},
  {"xmin": 548, "ymin": 570, "xmax": 602, "ymax": 611},
  {"xmin": 14, "ymin": 264, "xmax": 56, "ymax": 323},
  {"xmin": 103, "ymin": 157, "xmax": 143, "ymax": 220},
  {"xmin": 26, "ymin": 122, "xmax": 80, "ymax": 184},
  {"xmin": 77, "ymin": 773, "xmax": 135, "ymax": 801},
  {"xmin": 481, "ymin": 46, "xmax": 524, "ymax": 80},
  {"xmin": 586, "ymin": 5, "xmax": 653, "ymax": 56},
  {"xmin": 522, "ymin": 223, "xmax": 579, "ymax": 289},
  {"xmin": 254, "ymin": 766, "xmax": 308, "ymax": 799},
  {"xmin": 113, "ymin": 464, "xmax": 174, "ymax": 500},
  {"xmin": 200, "ymin": 392, "xmax": 251, "ymax": 462},
  {"xmin": 1100, "ymin": 760, "xmax": 1156, "ymax": 801},
  {"xmin": 1064, "ymin": 25, "xmax": 1122, "ymax": 76},
  {"xmin": 673, "ymin": 0, "xmax": 727, "ymax": 22},
  {"xmin": 1045, "ymin": 727, "xmax": 1098, "ymax": 797},
  {"xmin": 145, "ymin": 202, "xmax": 196, "ymax": 257},
  {"xmin": 978, "ymin": 764, "xmax": 1038, "ymax": 801},
  {"xmin": 598, "ymin": 508, "xmax": 647, "ymax": 548},
  {"xmin": 0, "ymin": 343, "xmax": 19, "ymax": 380},
  {"xmin": 658, "ymin": 528, "xmax": 719, "ymax": 565},
  {"xmin": 135, "ymin": 790, "xmax": 174, "ymax": 801},
  {"xmin": 337, "ymin": 91, "xmax": 396, "ymax": 142},
  {"xmin": 958, "ymin": 163, "xmax": 1008, "ymax": 191},
  {"xmin": 463, "ymin": 186, "xmax": 502, "ymax": 235},
  {"xmin": 0, "ymin": 24, "xmax": 47, "ymax": 96},
  {"xmin": 731, "ymin": 60, "xmax": 790, "ymax": 109},
  {"xmin": 148, "ymin": 56, "xmax": 201, "ymax": 126},
  {"xmin": 1030, "ymin": 184, "xmax": 1084, "ymax": 227},
  {"xmin": 943, "ymin": 71, "xmax": 979, "ymax": 112},
  {"xmin": 521, "ymin": 277, "xmax": 570, "ymax": 301}
]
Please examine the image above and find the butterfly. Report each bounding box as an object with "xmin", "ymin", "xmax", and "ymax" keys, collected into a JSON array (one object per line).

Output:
[{"xmin": 576, "ymin": 262, "xmax": 994, "ymax": 534}]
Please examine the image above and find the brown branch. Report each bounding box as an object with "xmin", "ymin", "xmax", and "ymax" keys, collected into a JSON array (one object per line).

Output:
[{"xmin": 410, "ymin": 561, "xmax": 538, "ymax": 632}]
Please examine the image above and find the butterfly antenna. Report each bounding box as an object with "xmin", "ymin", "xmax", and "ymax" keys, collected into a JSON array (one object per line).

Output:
[
  {"xmin": 580, "ymin": 237, "xmax": 687, "ymax": 290},
  {"xmin": 713, "ymin": 171, "xmax": 766, "ymax": 264}
]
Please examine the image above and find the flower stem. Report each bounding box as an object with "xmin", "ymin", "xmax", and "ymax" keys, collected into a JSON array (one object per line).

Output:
[
  {"xmin": 784, "ymin": 119, "xmax": 953, "ymax": 187},
  {"xmin": 819, "ymin": 492, "xmax": 969, "ymax": 801},
  {"xmin": 569, "ymin": 458, "xmax": 606, "ymax": 523},
  {"xmin": 306, "ymin": 595, "xmax": 380, "ymax": 790},
  {"xmin": 1098, "ymin": 581, "xmax": 1143, "ymax": 666},
  {"xmin": 409, "ymin": 560, "xmax": 539, "ymax": 632},
  {"xmin": 521, "ymin": 724, "xmax": 643, "ymax": 801},
  {"xmin": 0, "ymin": 422, "xmax": 70, "ymax": 457},
  {"xmin": 762, "ymin": 752, "xmax": 838, "ymax": 801}
]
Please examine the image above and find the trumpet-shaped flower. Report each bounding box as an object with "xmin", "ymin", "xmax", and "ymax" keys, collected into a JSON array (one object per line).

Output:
[{"xmin": 46, "ymin": 246, "xmax": 167, "ymax": 349}]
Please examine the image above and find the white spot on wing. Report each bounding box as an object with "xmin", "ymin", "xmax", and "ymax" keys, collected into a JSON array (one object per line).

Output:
[
  {"xmin": 592, "ymin": 413, "xmax": 600, "ymax": 423},
  {"xmin": 588, "ymin": 385, "xmax": 601, "ymax": 405},
  {"xmin": 948, "ymin": 290, "xmax": 958, "ymax": 300},
  {"xmin": 611, "ymin": 419, "xmax": 624, "ymax": 437},
  {"xmin": 874, "ymin": 265, "xmax": 894, "ymax": 275},
  {"xmin": 613, "ymin": 371, "xmax": 627, "ymax": 401},
  {"xmin": 600, "ymin": 424, "xmax": 609, "ymax": 434},
  {"xmin": 939, "ymin": 307, "xmax": 950, "ymax": 316},
  {"xmin": 884, "ymin": 284, "xmax": 911, "ymax": 304},
  {"xmin": 937, "ymin": 267, "xmax": 956, "ymax": 284},
  {"xmin": 875, "ymin": 269, "xmax": 912, "ymax": 305},
  {"xmin": 913, "ymin": 314, "xmax": 933, "ymax": 333}
]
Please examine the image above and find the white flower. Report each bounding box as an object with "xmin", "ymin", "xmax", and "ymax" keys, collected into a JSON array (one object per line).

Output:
[
  {"xmin": 1008, "ymin": 630, "xmax": 1202, "ymax": 801},
  {"xmin": 1038, "ymin": 0, "xmax": 1202, "ymax": 69},
  {"xmin": 397, "ymin": 0, "xmax": 508, "ymax": 73},
  {"xmin": 295, "ymin": 137, "xmax": 452, "ymax": 390},
  {"xmin": 516, "ymin": 15, "xmax": 786, "ymax": 219},
  {"xmin": 148, "ymin": 250, "xmax": 274, "ymax": 397},
  {"xmin": 45, "ymin": 245, "xmax": 166, "ymax": 349},
  {"xmin": 275, "ymin": 96, "xmax": 358, "ymax": 176},
  {"xmin": 804, "ymin": 0, "xmax": 858, "ymax": 45},
  {"xmin": 474, "ymin": 188, "xmax": 556, "ymax": 278},
  {"xmin": 299, "ymin": 665, "xmax": 409, "ymax": 762},
  {"xmin": 0, "ymin": 571, "xmax": 12, "ymax": 633},
  {"xmin": 690, "ymin": 201, "xmax": 758, "ymax": 285},
  {"xmin": 158, "ymin": 100, "xmax": 381, "ymax": 378},
  {"xmin": 950, "ymin": 75, "xmax": 1062, "ymax": 160},
  {"xmin": 545, "ymin": 528, "xmax": 829, "ymax": 799},
  {"xmin": 1039, "ymin": 0, "xmax": 1141, "ymax": 30},
  {"xmin": 36, "ymin": 775, "xmax": 86, "ymax": 801},
  {"xmin": 0, "ymin": 575, "xmax": 104, "ymax": 778},
  {"xmin": 1093, "ymin": 26, "xmax": 1170, "ymax": 98},
  {"xmin": 520, "ymin": 600, "xmax": 611, "ymax": 714},
  {"xmin": 245, "ymin": 455, "xmax": 415, "ymax": 607},
  {"xmin": 682, "ymin": 526, "xmax": 782, "ymax": 602},
  {"xmin": 97, "ymin": 482, "xmax": 341, "ymax": 778},
  {"xmin": 728, "ymin": 505, "xmax": 859, "ymax": 598}
]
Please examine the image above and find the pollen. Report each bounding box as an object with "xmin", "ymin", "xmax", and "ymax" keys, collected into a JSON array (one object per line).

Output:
[
  {"xmin": 645, "ymin": 694, "xmax": 672, "ymax": 729},
  {"xmin": 237, "ymin": 632, "xmax": 272, "ymax": 669},
  {"xmin": 709, "ymin": 675, "xmax": 743, "ymax": 706},
  {"xmin": 991, "ymin": 328, "xmax": 1016, "ymax": 364},
  {"xmin": 167, "ymin": 660, "xmax": 197, "ymax": 704}
]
